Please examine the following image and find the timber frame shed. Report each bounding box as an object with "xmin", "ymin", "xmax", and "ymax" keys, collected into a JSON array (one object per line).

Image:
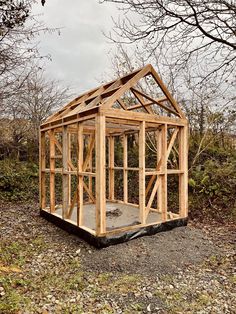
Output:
[{"xmin": 39, "ymin": 64, "xmax": 188, "ymax": 247}]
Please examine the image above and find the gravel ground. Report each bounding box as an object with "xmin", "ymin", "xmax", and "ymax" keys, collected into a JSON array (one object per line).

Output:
[{"xmin": 0, "ymin": 203, "xmax": 235, "ymax": 314}]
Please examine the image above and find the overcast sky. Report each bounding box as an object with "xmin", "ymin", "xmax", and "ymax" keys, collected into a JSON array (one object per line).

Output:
[{"xmin": 32, "ymin": 0, "xmax": 120, "ymax": 94}]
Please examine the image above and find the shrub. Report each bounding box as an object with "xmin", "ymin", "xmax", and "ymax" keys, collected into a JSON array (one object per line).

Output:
[{"xmin": 0, "ymin": 160, "xmax": 39, "ymax": 202}]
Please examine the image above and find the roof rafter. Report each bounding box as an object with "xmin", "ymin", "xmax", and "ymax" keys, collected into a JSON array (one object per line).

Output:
[{"xmin": 42, "ymin": 64, "xmax": 186, "ymax": 126}]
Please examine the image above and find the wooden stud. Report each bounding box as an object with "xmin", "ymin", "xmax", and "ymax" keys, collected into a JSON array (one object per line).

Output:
[
  {"xmin": 95, "ymin": 114, "xmax": 106, "ymax": 235},
  {"xmin": 39, "ymin": 131, "xmax": 46, "ymax": 209},
  {"xmin": 62, "ymin": 125, "xmax": 69, "ymax": 219},
  {"xmin": 49, "ymin": 130, "xmax": 55, "ymax": 212},
  {"xmin": 68, "ymin": 132, "xmax": 71, "ymax": 206},
  {"xmin": 161, "ymin": 124, "xmax": 168, "ymax": 222},
  {"xmin": 108, "ymin": 136, "xmax": 115, "ymax": 200},
  {"xmin": 88, "ymin": 136, "xmax": 93, "ymax": 202},
  {"xmin": 139, "ymin": 121, "xmax": 146, "ymax": 224},
  {"xmin": 77, "ymin": 122, "xmax": 83, "ymax": 226},
  {"xmin": 123, "ymin": 134, "xmax": 128, "ymax": 203},
  {"xmin": 156, "ymin": 129, "xmax": 162, "ymax": 213},
  {"xmin": 179, "ymin": 125, "xmax": 188, "ymax": 218}
]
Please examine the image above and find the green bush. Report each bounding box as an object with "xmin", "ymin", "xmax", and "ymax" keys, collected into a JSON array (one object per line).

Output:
[
  {"xmin": 0, "ymin": 160, "xmax": 39, "ymax": 202},
  {"xmin": 189, "ymin": 153, "xmax": 236, "ymax": 222}
]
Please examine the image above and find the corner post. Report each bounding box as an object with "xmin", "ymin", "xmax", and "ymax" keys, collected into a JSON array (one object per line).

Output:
[
  {"xmin": 161, "ymin": 124, "xmax": 168, "ymax": 221},
  {"xmin": 96, "ymin": 114, "xmax": 106, "ymax": 235},
  {"xmin": 62, "ymin": 125, "xmax": 69, "ymax": 219},
  {"xmin": 39, "ymin": 130, "xmax": 46, "ymax": 209},
  {"xmin": 139, "ymin": 121, "xmax": 146, "ymax": 224},
  {"xmin": 77, "ymin": 122, "xmax": 84, "ymax": 226},
  {"xmin": 49, "ymin": 129, "xmax": 55, "ymax": 212},
  {"xmin": 179, "ymin": 124, "xmax": 188, "ymax": 217}
]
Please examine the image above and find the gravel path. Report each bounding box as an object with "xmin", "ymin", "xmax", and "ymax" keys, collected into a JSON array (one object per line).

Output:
[{"xmin": 0, "ymin": 203, "xmax": 235, "ymax": 313}]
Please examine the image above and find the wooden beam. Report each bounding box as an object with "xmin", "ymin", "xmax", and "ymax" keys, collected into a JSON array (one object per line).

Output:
[
  {"xmin": 62, "ymin": 126, "xmax": 69, "ymax": 219},
  {"xmin": 117, "ymin": 98, "xmax": 128, "ymax": 110},
  {"xmin": 150, "ymin": 65, "xmax": 186, "ymax": 119},
  {"xmin": 127, "ymin": 96, "xmax": 167, "ymax": 111},
  {"xmin": 100, "ymin": 108, "xmax": 187, "ymax": 127},
  {"xmin": 179, "ymin": 125, "xmax": 188, "ymax": 218},
  {"xmin": 130, "ymin": 88, "xmax": 152, "ymax": 114},
  {"xmin": 145, "ymin": 126, "xmax": 179, "ymax": 197},
  {"xmin": 77, "ymin": 123, "xmax": 83, "ymax": 226},
  {"xmin": 131, "ymin": 87, "xmax": 179, "ymax": 116},
  {"xmin": 104, "ymin": 64, "xmax": 152, "ymax": 109},
  {"xmin": 139, "ymin": 121, "xmax": 146, "ymax": 224},
  {"xmin": 49, "ymin": 130, "xmax": 55, "ymax": 213},
  {"xmin": 108, "ymin": 136, "xmax": 115, "ymax": 200},
  {"xmin": 95, "ymin": 114, "xmax": 106, "ymax": 234},
  {"xmin": 82, "ymin": 135, "xmax": 95, "ymax": 172},
  {"xmin": 156, "ymin": 129, "xmax": 162, "ymax": 213},
  {"xmin": 123, "ymin": 134, "xmax": 128, "ymax": 203},
  {"xmin": 146, "ymin": 177, "xmax": 161, "ymax": 219},
  {"xmin": 161, "ymin": 124, "xmax": 168, "ymax": 222},
  {"xmin": 68, "ymin": 132, "xmax": 71, "ymax": 206},
  {"xmin": 39, "ymin": 131, "xmax": 46, "ymax": 209},
  {"xmin": 88, "ymin": 135, "xmax": 94, "ymax": 202},
  {"xmin": 166, "ymin": 127, "xmax": 179, "ymax": 158},
  {"xmin": 50, "ymin": 130, "xmax": 94, "ymax": 202}
]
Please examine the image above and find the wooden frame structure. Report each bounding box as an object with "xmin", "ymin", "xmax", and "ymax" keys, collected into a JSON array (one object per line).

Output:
[{"xmin": 39, "ymin": 64, "xmax": 188, "ymax": 246}]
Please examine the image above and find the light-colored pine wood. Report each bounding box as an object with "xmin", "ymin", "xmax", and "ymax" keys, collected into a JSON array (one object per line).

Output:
[
  {"xmin": 161, "ymin": 124, "xmax": 168, "ymax": 221},
  {"xmin": 139, "ymin": 121, "xmax": 146, "ymax": 224},
  {"xmin": 95, "ymin": 114, "xmax": 106, "ymax": 235},
  {"xmin": 156, "ymin": 129, "xmax": 162, "ymax": 213},
  {"xmin": 49, "ymin": 130, "xmax": 55, "ymax": 212},
  {"xmin": 39, "ymin": 131, "xmax": 46, "ymax": 209},
  {"xmin": 77, "ymin": 122, "xmax": 83, "ymax": 226},
  {"xmin": 68, "ymin": 132, "xmax": 71, "ymax": 206},
  {"xmin": 108, "ymin": 136, "xmax": 115, "ymax": 200},
  {"xmin": 88, "ymin": 136, "xmax": 93, "ymax": 202},
  {"xmin": 179, "ymin": 125, "xmax": 188, "ymax": 218},
  {"xmin": 101, "ymin": 108, "xmax": 187, "ymax": 127},
  {"xmin": 123, "ymin": 134, "xmax": 128, "ymax": 203},
  {"xmin": 150, "ymin": 65, "xmax": 186, "ymax": 119},
  {"xmin": 40, "ymin": 64, "xmax": 188, "ymax": 239},
  {"xmin": 146, "ymin": 177, "xmax": 161, "ymax": 219},
  {"xmin": 62, "ymin": 125, "xmax": 69, "ymax": 219},
  {"xmin": 131, "ymin": 87, "xmax": 178, "ymax": 116}
]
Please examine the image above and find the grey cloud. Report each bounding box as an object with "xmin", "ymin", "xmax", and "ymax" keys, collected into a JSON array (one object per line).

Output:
[{"xmin": 32, "ymin": 0, "xmax": 119, "ymax": 94}]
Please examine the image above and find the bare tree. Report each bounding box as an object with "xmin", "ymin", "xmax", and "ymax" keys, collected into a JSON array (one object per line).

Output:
[
  {"xmin": 0, "ymin": 0, "xmax": 56, "ymax": 115},
  {"xmin": 102, "ymin": 0, "xmax": 236, "ymax": 84},
  {"xmin": 107, "ymin": 43, "xmax": 236, "ymax": 167},
  {"xmin": 0, "ymin": 68, "xmax": 72, "ymax": 160}
]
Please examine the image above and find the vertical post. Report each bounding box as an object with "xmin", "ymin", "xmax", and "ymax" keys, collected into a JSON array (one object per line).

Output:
[
  {"xmin": 88, "ymin": 134, "xmax": 93, "ymax": 201},
  {"xmin": 108, "ymin": 136, "xmax": 114, "ymax": 200},
  {"xmin": 77, "ymin": 123, "xmax": 83, "ymax": 226},
  {"xmin": 39, "ymin": 131, "xmax": 46, "ymax": 209},
  {"xmin": 62, "ymin": 125, "xmax": 69, "ymax": 219},
  {"xmin": 139, "ymin": 121, "xmax": 146, "ymax": 224},
  {"xmin": 161, "ymin": 124, "xmax": 168, "ymax": 221},
  {"xmin": 179, "ymin": 125, "xmax": 188, "ymax": 218},
  {"xmin": 49, "ymin": 130, "xmax": 55, "ymax": 212},
  {"xmin": 96, "ymin": 114, "xmax": 106, "ymax": 235},
  {"xmin": 68, "ymin": 132, "xmax": 71, "ymax": 206},
  {"xmin": 156, "ymin": 129, "xmax": 162, "ymax": 213},
  {"xmin": 123, "ymin": 134, "xmax": 128, "ymax": 203}
]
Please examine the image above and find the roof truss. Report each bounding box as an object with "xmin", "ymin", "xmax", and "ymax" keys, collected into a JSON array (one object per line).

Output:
[{"xmin": 43, "ymin": 64, "xmax": 185, "ymax": 126}]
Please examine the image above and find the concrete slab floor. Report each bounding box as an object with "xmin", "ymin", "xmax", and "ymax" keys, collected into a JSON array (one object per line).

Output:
[{"xmin": 54, "ymin": 202, "xmax": 162, "ymax": 231}]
